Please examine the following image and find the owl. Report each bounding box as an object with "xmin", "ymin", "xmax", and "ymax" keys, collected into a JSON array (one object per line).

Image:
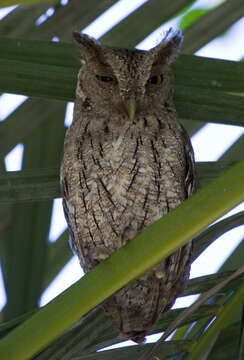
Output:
[{"xmin": 60, "ymin": 29, "xmax": 195, "ymax": 344}]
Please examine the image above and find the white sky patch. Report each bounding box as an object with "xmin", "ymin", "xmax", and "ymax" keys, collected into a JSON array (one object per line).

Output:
[
  {"xmin": 190, "ymin": 201, "xmax": 244, "ymax": 277},
  {"xmin": 0, "ymin": 6, "xmax": 16, "ymax": 20},
  {"xmin": 99, "ymin": 339, "xmax": 137, "ymax": 352},
  {"xmin": 0, "ymin": 262, "xmax": 7, "ymax": 311},
  {"xmin": 0, "ymin": 94, "xmax": 27, "ymax": 122},
  {"xmin": 190, "ymin": 0, "xmax": 224, "ymax": 8},
  {"xmin": 196, "ymin": 17, "xmax": 244, "ymax": 61},
  {"xmin": 60, "ymin": 0, "xmax": 69, "ymax": 5},
  {"xmin": 191, "ymin": 225, "xmax": 244, "ymax": 279},
  {"xmin": 64, "ymin": 102, "xmax": 74, "ymax": 127},
  {"xmin": 4, "ymin": 144, "xmax": 24, "ymax": 171},
  {"xmin": 191, "ymin": 123, "xmax": 244, "ymax": 161},
  {"xmin": 48, "ymin": 198, "xmax": 67, "ymax": 242},
  {"xmin": 35, "ymin": 7, "xmax": 55, "ymax": 26},
  {"xmin": 49, "ymin": 198, "xmax": 67, "ymax": 242},
  {"xmin": 173, "ymin": 294, "xmax": 199, "ymax": 309},
  {"xmin": 39, "ymin": 256, "xmax": 82, "ymax": 306},
  {"xmin": 82, "ymin": 0, "xmax": 148, "ymax": 39},
  {"xmin": 52, "ymin": 36, "xmax": 59, "ymax": 42}
]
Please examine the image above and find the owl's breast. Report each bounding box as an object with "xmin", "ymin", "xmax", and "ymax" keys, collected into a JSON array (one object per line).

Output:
[
  {"xmin": 96, "ymin": 127, "xmax": 184, "ymax": 231},
  {"xmin": 62, "ymin": 118, "xmax": 187, "ymax": 267}
]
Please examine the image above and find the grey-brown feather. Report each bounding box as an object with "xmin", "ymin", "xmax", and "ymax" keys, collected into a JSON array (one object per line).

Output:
[{"xmin": 60, "ymin": 29, "xmax": 195, "ymax": 343}]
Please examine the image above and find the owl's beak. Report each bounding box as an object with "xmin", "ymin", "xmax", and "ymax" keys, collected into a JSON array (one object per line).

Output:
[{"xmin": 124, "ymin": 99, "xmax": 137, "ymax": 121}]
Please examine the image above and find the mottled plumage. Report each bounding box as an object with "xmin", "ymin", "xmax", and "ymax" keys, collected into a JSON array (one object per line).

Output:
[{"xmin": 60, "ymin": 29, "xmax": 195, "ymax": 343}]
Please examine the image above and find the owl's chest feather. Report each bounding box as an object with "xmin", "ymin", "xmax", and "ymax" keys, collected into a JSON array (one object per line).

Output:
[
  {"xmin": 92, "ymin": 126, "xmax": 183, "ymax": 192},
  {"xmin": 77, "ymin": 126, "xmax": 184, "ymax": 229},
  {"xmin": 62, "ymin": 118, "xmax": 187, "ymax": 254}
]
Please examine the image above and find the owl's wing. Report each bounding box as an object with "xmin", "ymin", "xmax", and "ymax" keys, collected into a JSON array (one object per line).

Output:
[
  {"xmin": 62, "ymin": 194, "xmax": 77, "ymax": 255},
  {"xmin": 180, "ymin": 124, "xmax": 196, "ymax": 197}
]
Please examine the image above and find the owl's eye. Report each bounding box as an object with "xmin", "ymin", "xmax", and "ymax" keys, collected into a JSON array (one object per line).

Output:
[
  {"xmin": 96, "ymin": 75, "xmax": 114, "ymax": 82},
  {"xmin": 148, "ymin": 75, "xmax": 163, "ymax": 85}
]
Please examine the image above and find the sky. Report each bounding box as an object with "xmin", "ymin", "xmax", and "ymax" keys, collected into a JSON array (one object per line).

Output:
[{"xmin": 0, "ymin": 0, "xmax": 244, "ymax": 347}]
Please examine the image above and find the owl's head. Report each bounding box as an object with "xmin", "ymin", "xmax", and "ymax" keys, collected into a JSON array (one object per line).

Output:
[{"xmin": 73, "ymin": 29, "xmax": 182, "ymax": 121}]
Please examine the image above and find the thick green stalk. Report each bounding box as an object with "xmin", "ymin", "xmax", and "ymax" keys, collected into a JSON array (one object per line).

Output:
[{"xmin": 0, "ymin": 162, "xmax": 243, "ymax": 360}]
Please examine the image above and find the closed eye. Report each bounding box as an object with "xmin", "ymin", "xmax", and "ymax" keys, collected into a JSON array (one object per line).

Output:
[
  {"xmin": 96, "ymin": 75, "xmax": 114, "ymax": 82},
  {"xmin": 148, "ymin": 74, "xmax": 163, "ymax": 85}
]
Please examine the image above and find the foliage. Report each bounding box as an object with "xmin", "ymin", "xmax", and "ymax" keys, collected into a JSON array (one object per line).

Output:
[{"xmin": 0, "ymin": 0, "xmax": 243, "ymax": 359}]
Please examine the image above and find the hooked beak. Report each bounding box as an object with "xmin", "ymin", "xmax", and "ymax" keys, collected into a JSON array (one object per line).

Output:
[{"xmin": 123, "ymin": 99, "xmax": 137, "ymax": 121}]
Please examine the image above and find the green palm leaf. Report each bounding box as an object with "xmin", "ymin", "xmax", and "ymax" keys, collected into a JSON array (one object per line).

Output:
[{"xmin": 0, "ymin": 1, "xmax": 243, "ymax": 359}]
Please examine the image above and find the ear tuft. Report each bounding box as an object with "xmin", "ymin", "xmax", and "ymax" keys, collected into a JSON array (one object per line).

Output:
[
  {"xmin": 151, "ymin": 28, "xmax": 183, "ymax": 65},
  {"xmin": 72, "ymin": 32, "xmax": 101, "ymax": 61},
  {"xmin": 72, "ymin": 32, "xmax": 98, "ymax": 47}
]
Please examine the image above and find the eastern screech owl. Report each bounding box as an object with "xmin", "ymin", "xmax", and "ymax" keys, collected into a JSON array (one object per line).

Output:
[{"xmin": 61, "ymin": 29, "xmax": 195, "ymax": 343}]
